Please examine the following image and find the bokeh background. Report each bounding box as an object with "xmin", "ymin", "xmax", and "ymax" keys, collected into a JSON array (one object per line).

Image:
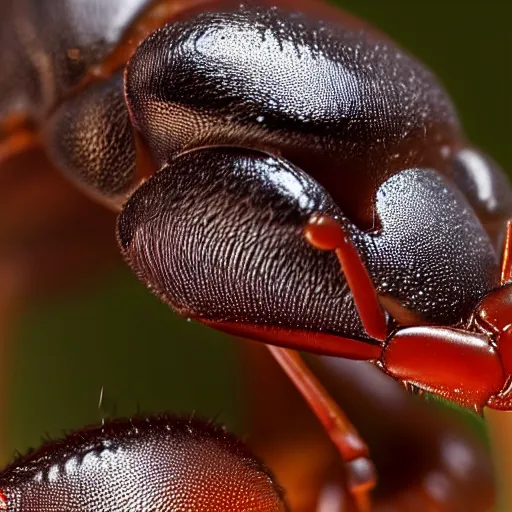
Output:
[{"xmin": 2, "ymin": 0, "xmax": 511, "ymax": 508}]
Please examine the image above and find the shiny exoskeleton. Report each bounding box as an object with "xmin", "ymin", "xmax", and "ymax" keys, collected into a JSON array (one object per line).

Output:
[
  {"xmin": 0, "ymin": 416, "xmax": 285, "ymax": 512},
  {"xmin": 0, "ymin": 0, "xmax": 509, "ymax": 510},
  {"xmin": 0, "ymin": 358, "xmax": 496, "ymax": 512},
  {"xmin": 115, "ymin": 4, "xmax": 512, "ymax": 411}
]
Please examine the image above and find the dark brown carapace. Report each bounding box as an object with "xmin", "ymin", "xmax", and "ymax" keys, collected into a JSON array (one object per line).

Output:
[{"xmin": 0, "ymin": 0, "xmax": 509, "ymax": 510}]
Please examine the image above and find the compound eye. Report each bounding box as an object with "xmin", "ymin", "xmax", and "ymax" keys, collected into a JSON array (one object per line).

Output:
[
  {"xmin": 0, "ymin": 415, "xmax": 285, "ymax": 512},
  {"xmin": 117, "ymin": 147, "xmax": 371, "ymax": 348}
]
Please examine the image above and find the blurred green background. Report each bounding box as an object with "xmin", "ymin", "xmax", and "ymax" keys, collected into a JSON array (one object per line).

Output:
[{"xmin": 3, "ymin": 0, "xmax": 511, "ymax": 500}]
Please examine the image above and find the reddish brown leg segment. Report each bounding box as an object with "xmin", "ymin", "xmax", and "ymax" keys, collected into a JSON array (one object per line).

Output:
[
  {"xmin": 266, "ymin": 345, "xmax": 375, "ymax": 512},
  {"xmin": 305, "ymin": 214, "xmax": 387, "ymax": 341},
  {"xmin": 501, "ymin": 219, "xmax": 512, "ymax": 285},
  {"xmin": 383, "ymin": 326, "xmax": 505, "ymax": 410}
]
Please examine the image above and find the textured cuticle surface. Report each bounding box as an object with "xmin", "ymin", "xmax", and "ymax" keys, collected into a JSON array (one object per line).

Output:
[{"xmin": 0, "ymin": 415, "xmax": 286, "ymax": 511}]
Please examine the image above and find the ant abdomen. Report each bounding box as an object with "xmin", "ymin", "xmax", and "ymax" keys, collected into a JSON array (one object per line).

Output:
[{"xmin": 0, "ymin": 415, "xmax": 286, "ymax": 512}]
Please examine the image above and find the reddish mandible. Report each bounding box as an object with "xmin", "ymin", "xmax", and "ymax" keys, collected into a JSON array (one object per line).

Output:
[{"xmin": 0, "ymin": 0, "xmax": 510, "ymax": 510}]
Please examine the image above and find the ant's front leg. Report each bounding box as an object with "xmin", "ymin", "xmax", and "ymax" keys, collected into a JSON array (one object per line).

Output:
[
  {"xmin": 118, "ymin": 146, "xmax": 383, "ymax": 510},
  {"xmin": 267, "ymin": 345, "xmax": 375, "ymax": 510}
]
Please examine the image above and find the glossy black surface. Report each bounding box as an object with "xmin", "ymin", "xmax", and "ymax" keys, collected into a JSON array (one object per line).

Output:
[
  {"xmin": 126, "ymin": 5, "xmax": 461, "ymax": 227},
  {"xmin": 1, "ymin": 2, "xmax": 510, "ymax": 227},
  {"xmin": 451, "ymin": 147, "xmax": 512, "ymax": 245},
  {"xmin": 119, "ymin": 147, "xmax": 367, "ymax": 341}
]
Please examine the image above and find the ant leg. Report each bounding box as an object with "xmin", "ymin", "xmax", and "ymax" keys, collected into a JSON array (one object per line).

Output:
[
  {"xmin": 500, "ymin": 219, "xmax": 512, "ymax": 284},
  {"xmin": 267, "ymin": 344, "xmax": 375, "ymax": 512},
  {"xmin": 305, "ymin": 214, "xmax": 387, "ymax": 341}
]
